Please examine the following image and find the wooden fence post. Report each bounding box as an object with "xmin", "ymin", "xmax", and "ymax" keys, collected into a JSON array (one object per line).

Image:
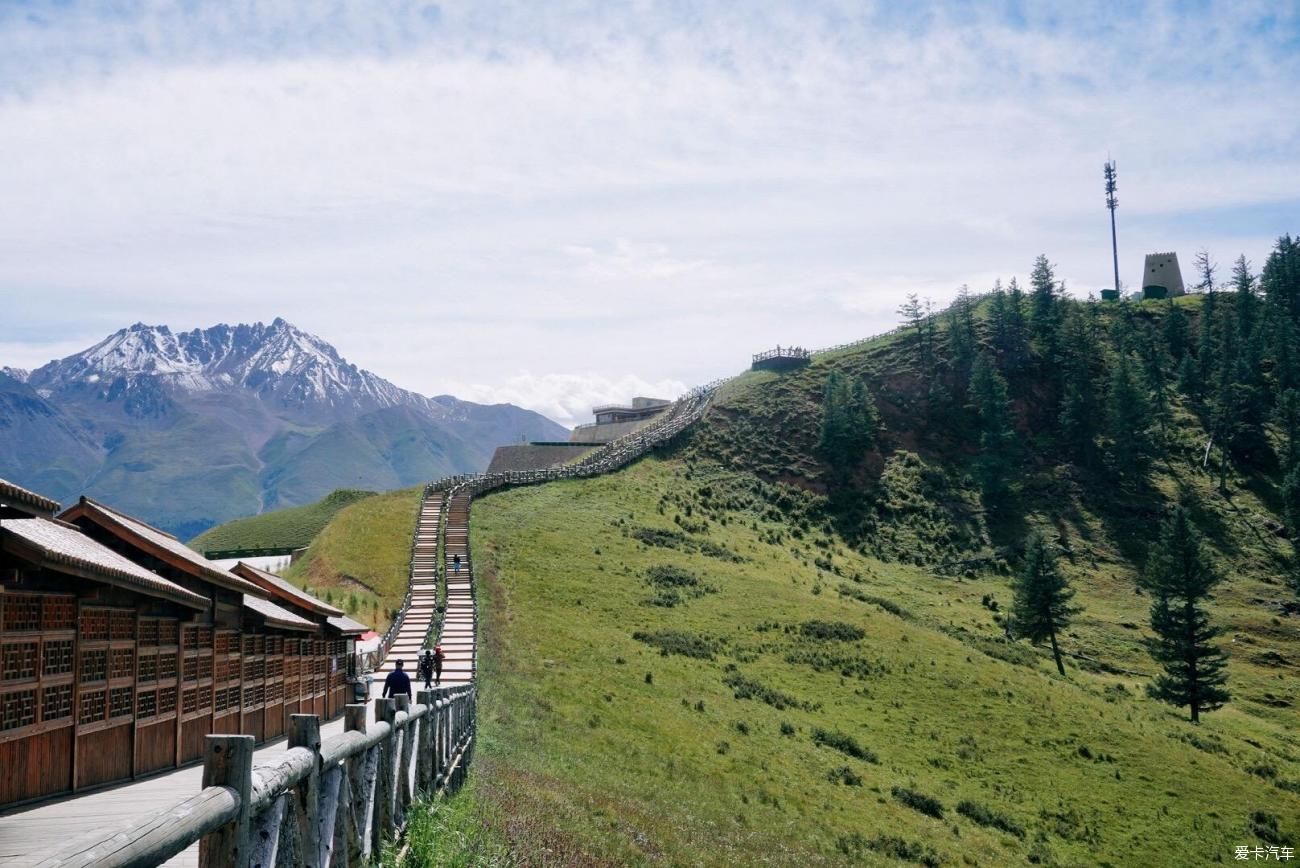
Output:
[
  {"xmin": 343, "ymin": 704, "xmax": 368, "ymax": 865},
  {"xmin": 289, "ymin": 714, "xmax": 322, "ymax": 868},
  {"xmin": 395, "ymin": 695, "xmax": 413, "ymax": 823},
  {"xmin": 416, "ymin": 689, "xmax": 434, "ymax": 794},
  {"xmin": 373, "ymin": 697, "xmax": 397, "ymax": 853},
  {"xmin": 200, "ymin": 734, "xmax": 254, "ymax": 868}
]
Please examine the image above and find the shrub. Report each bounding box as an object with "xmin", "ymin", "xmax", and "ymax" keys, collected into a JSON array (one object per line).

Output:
[
  {"xmin": 723, "ymin": 671, "xmax": 819, "ymax": 712},
  {"xmin": 827, "ymin": 766, "xmax": 863, "ymax": 786},
  {"xmin": 646, "ymin": 565, "xmax": 701, "ymax": 588},
  {"xmin": 799, "ymin": 620, "xmax": 866, "ymax": 641},
  {"xmin": 780, "ymin": 721, "xmax": 795, "ymax": 737},
  {"xmin": 957, "ymin": 800, "xmax": 1025, "ymax": 838},
  {"xmin": 632, "ymin": 527, "xmax": 689, "ymax": 548},
  {"xmin": 631, "ymin": 630, "xmax": 719, "ymax": 660},
  {"xmin": 891, "ymin": 785, "xmax": 944, "ymax": 819},
  {"xmin": 811, "ymin": 727, "xmax": 879, "ymax": 763}
]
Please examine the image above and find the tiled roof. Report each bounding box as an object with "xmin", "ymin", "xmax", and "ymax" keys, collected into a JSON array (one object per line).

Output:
[
  {"xmin": 326, "ymin": 614, "xmax": 370, "ymax": 635},
  {"xmin": 242, "ymin": 595, "xmax": 316, "ymax": 632},
  {"xmin": 1, "ymin": 517, "xmax": 208, "ymax": 610},
  {"xmin": 231, "ymin": 561, "xmax": 344, "ymax": 617},
  {"xmin": 0, "ymin": 478, "xmax": 61, "ymax": 516},
  {"xmin": 66, "ymin": 498, "xmax": 261, "ymax": 596}
]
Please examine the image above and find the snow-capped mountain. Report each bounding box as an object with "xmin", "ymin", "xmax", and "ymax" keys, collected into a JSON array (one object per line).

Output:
[
  {"xmin": 3, "ymin": 320, "xmax": 568, "ymax": 537},
  {"xmin": 28, "ymin": 318, "xmax": 437, "ymax": 420}
]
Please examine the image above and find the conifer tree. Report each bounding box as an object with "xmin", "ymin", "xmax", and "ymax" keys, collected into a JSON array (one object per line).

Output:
[
  {"xmin": 946, "ymin": 284, "xmax": 977, "ymax": 384},
  {"xmin": 996, "ymin": 277, "xmax": 1030, "ymax": 375},
  {"xmin": 819, "ymin": 370, "xmax": 879, "ymax": 470},
  {"xmin": 1057, "ymin": 306, "xmax": 1100, "ymax": 465},
  {"xmin": 1276, "ymin": 389, "xmax": 1300, "ymax": 471},
  {"xmin": 1011, "ymin": 532, "xmax": 1080, "ymax": 676},
  {"xmin": 1106, "ymin": 352, "xmax": 1153, "ymax": 479},
  {"xmin": 1163, "ymin": 300, "xmax": 1190, "ymax": 362},
  {"xmin": 970, "ymin": 353, "xmax": 1017, "ymax": 504},
  {"xmin": 1029, "ymin": 255, "xmax": 1062, "ymax": 359},
  {"xmin": 1141, "ymin": 508, "xmax": 1230, "ymax": 723}
]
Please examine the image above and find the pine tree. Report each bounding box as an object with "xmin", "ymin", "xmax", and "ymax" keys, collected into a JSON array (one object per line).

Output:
[
  {"xmin": 898, "ymin": 293, "xmax": 924, "ymax": 364},
  {"xmin": 1163, "ymin": 300, "xmax": 1190, "ymax": 362},
  {"xmin": 1106, "ymin": 352, "xmax": 1153, "ymax": 479},
  {"xmin": 819, "ymin": 370, "xmax": 879, "ymax": 470},
  {"xmin": 946, "ymin": 284, "xmax": 977, "ymax": 384},
  {"xmin": 1141, "ymin": 508, "xmax": 1230, "ymax": 723},
  {"xmin": 970, "ymin": 353, "xmax": 1018, "ymax": 504},
  {"xmin": 1057, "ymin": 306, "xmax": 1100, "ymax": 465},
  {"xmin": 1029, "ymin": 255, "xmax": 1062, "ymax": 359},
  {"xmin": 1011, "ymin": 532, "xmax": 1081, "ymax": 676},
  {"xmin": 997, "ymin": 277, "xmax": 1030, "ymax": 374},
  {"xmin": 1276, "ymin": 389, "xmax": 1300, "ymax": 471}
]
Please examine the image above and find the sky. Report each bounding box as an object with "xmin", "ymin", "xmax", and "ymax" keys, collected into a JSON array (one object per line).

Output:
[{"xmin": 1, "ymin": 1, "xmax": 1298, "ymax": 427}]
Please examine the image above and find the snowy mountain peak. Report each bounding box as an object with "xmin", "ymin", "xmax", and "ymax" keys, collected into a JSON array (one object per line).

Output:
[{"xmin": 25, "ymin": 319, "xmax": 438, "ymax": 420}]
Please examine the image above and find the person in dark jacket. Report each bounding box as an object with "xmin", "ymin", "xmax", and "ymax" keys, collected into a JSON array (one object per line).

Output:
[
  {"xmin": 382, "ymin": 659, "xmax": 412, "ymax": 701},
  {"xmin": 417, "ymin": 651, "xmax": 434, "ymax": 689}
]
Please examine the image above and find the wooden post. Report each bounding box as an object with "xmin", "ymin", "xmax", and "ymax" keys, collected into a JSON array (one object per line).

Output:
[
  {"xmin": 200, "ymin": 734, "xmax": 254, "ymax": 868},
  {"xmin": 416, "ymin": 689, "xmax": 434, "ymax": 794},
  {"xmin": 289, "ymin": 714, "xmax": 322, "ymax": 868},
  {"xmin": 396, "ymin": 697, "xmax": 414, "ymax": 819},
  {"xmin": 372, "ymin": 697, "xmax": 396, "ymax": 853},
  {"xmin": 343, "ymin": 704, "xmax": 368, "ymax": 865}
]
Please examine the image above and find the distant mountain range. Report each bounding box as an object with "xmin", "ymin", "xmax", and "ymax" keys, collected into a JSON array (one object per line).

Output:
[{"xmin": 0, "ymin": 319, "xmax": 567, "ymax": 538}]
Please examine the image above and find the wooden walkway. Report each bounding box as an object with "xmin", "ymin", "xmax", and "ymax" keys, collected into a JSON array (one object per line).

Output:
[{"xmin": 0, "ymin": 484, "xmax": 481, "ymax": 866}]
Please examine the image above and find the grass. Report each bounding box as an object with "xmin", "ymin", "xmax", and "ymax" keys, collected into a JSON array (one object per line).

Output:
[
  {"xmin": 408, "ymin": 455, "xmax": 1300, "ymax": 866},
  {"xmin": 282, "ymin": 485, "xmax": 422, "ymax": 632},
  {"xmin": 187, "ymin": 487, "xmax": 377, "ymax": 550}
]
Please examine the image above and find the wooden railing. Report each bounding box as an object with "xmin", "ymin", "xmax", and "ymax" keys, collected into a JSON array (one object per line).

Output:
[{"xmin": 39, "ymin": 687, "xmax": 475, "ymax": 868}]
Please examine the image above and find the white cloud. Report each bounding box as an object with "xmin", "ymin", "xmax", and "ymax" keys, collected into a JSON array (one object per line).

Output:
[
  {"xmin": 0, "ymin": 2, "xmax": 1297, "ymax": 425},
  {"xmin": 444, "ymin": 371, "xmax": 689, "ymax": 428}
]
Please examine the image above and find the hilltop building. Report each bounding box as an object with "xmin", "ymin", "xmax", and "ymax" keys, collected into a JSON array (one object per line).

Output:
[{"xmin": 1141, "ymin": 252, "xmax": 1185, "ymax": 299}]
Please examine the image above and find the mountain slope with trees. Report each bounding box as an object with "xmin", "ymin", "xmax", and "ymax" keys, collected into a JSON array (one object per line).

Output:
[{"xmin": 390, "ymin": 236, "xmax": 1300, "ymax": 866}]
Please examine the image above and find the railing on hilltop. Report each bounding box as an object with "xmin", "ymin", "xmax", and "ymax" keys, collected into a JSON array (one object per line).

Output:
[
  {"xmin": 752, "ymin": 346, "xmax": 811, "ymax": 364},
  {"xmin": 40, "ymin": 687, "xmax": 476, "ymax": 868}
]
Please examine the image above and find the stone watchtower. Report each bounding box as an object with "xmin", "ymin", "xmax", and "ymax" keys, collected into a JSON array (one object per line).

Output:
[{"xmin": 1141, "ymin": 252, "xmax": 1185, "ymax": 299}]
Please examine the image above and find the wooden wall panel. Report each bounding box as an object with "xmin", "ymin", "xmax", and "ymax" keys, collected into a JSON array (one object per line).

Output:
[
  {"xmin": 211, "ymin": 710, "xmax": 240, "ymax": 736},
  {"xmin": 77, "ymin": 723, "xmax": 131, "ymax": 789},
  {"xmin": 0, "ymin": 728, "xmax": 72, "ymax": 805},
  {"xmin": 134, "ymin": 718, "xmax": 176, "ymax": 776},
  {"xmin": 181, "ymin": 716, "xmax": 210, "ymax": 763}
]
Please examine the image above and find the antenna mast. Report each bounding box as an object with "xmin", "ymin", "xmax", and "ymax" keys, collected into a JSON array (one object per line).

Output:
[{"xmin": 1104, "ymin": 159, "xmax": 1120, "ymax": 296}]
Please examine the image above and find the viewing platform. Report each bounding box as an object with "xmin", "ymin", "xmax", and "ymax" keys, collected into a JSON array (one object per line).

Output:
[{"xmin": 752, "ymin": 346, "xmax": 811, "ymax": 372}]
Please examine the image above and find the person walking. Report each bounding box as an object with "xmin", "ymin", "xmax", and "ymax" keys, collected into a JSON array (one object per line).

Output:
[
  {"xmin": 433, "ymin": 645, "xmax": 445, "ymax": 686},
  {"xmin": 382, "ymin": 659, "xmax": 412, "ymax": 702},
  {"xmin": 418, "ymin": 650, "xmax": 434, "ymax": 689},
  {"xmin": 453, "ymin": 554, "xmax": 461, "ymax": 575}
]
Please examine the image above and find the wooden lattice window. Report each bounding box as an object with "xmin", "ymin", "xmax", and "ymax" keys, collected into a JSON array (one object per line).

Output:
[
  {"xmin": 41, "ymin": 683, "xmax": 73, "ymax": 722},
  {"xmin": 242, "ymin": 635, "xmax": 255, "ymax": 655},
  {"xmin": 214, "ymin": 631, "xmax": 233, "ymax": 655},
  {"xmin": 43, "ymin": 639, "xmax": 74, "ymax": 676},
  {"xmin": 265, "ymin": 681, "xmax": 283, "ymax": 703},
  {"xmin": 266, "ymin": 656, "xmax": 283, "ymax": 679},
  {"xmin": 197, "ymin": 626, "xmax": 213, "ymax": 648},
  {"xmin": 158, "ymin": 686, "xmax": 176, "ymax": 716},
  {"xmin": 41, "ymin": 596, "xmax": 76, "ymax": 631},
  {"xmin": 213, "ymin": 657, "xmax": 228, "ymax": 683},
  {"xmin": 136, "ymin": 689, "xmax": 157, "ymax": 719},
  {"xmin": 79, "ymin": 609, "xmax": 109, "ymax": 642},
  {"xmin": 157, "ymin": 620, "xmax": 178, "ymax": 647},
  {"xmin": 80, "ymin": 649, "xmax": 108, "ymax": 683},
  {"xmin": 109, "ymin": 686, "xmax": 133, "ymax": 719},
  {"xmin": 109, "ymin": 610, "xmax": 135, "ymax": 641},
  {"xmin": 244, "ymin": 657, "xmax": 264, "ymax": 681},
  {"xmin": 182, "ymin": 625, "xmax": 197, "ymax": 650},
  {"xmin": 2, "ymin": 641, "xmax": 39, "ymax": 682},
  {"xmin": 182, "ymin": 687, "xmax": 197, "ymax": 715},
  {"xmin": 158, "ymin": 654, "xmax": 177, "ymax": 682},
  {"xmin": 138, "ymin": 653, "xmax": 157, "ymax": 683},
  {"xmin": 79, "ymin": 688, "xmax": 106, "ymax": 725},
  {"xmin": 213, "ymin": 686, "xmax": 228, "ymax": 713},
  {"xmin": 1, "ymin": 688, "xmax": 36, "ymax": 730},
  {"xmin": 197, "ymin": 684, "xmax": 212, "ymax": 711},
  {"xmin": 198, "ymin": 656, "xmax": 213, "ymax": 681},
  {"xmin": 183, "ymin": 657, "xmax": 198, "ymax": 682},
  {"xmin": 139, "ymin": 619, "xmax": 159, "ymax": 647},
  {"xmin": 109, "ymin": 648, "xmax": 135, "ymax": 680},
  {"xmin": 3, "ymin": 595, "xmax": 40, "ymax": 632}
]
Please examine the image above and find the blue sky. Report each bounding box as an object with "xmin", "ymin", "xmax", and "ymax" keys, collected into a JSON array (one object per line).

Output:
[{"xmin": 1, "ymin": 1, "xmax": 1297, "ymax": 425}]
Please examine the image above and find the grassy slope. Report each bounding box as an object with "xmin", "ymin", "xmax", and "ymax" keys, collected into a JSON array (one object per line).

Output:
[
  {"xmin": 282, "ymin": 485, "xmax": 422, "ymax": 631},
  {"xmin": 188, "ymin": 488, "xmax": 377, "ymax": 550},
  {"xmin": 465, "ymin": 458, "xmax": 1299, "ymax": 866}
]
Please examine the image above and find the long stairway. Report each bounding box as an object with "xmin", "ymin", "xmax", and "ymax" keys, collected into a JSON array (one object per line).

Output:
[
  {"xmin": 438, "ymin": 490, "xmax": 475, "ymax": 685},
  {"xmin": 375, "ymin": 491, "xmax": 443, "ymax": 680}
]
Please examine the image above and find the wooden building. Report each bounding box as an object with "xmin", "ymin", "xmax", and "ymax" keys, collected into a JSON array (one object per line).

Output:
[
  {"xmin": 231, "ymin": 561, "xmax": 369, "ymax": 723},
  {"xmin": 0, "ymin": 483, "xmax": 366, "ymax": 809}
]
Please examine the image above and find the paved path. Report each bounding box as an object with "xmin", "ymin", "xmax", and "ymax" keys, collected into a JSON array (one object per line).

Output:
[{"xmin": 0, "ymin": 483, "xmax": 481, "ymax": 867}]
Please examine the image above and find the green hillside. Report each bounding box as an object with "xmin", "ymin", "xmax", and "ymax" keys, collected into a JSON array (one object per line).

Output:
[
  {"xmin": 188, "ymin": 488, "xmax": 377, "ymax": 551},
  {"xmin": 394, "ymin": 243, "xmax": 1300, "ymax": 866},
  {"xmin": 282, "ymin": 485, "xmax": 423, "ymax": 632}
]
